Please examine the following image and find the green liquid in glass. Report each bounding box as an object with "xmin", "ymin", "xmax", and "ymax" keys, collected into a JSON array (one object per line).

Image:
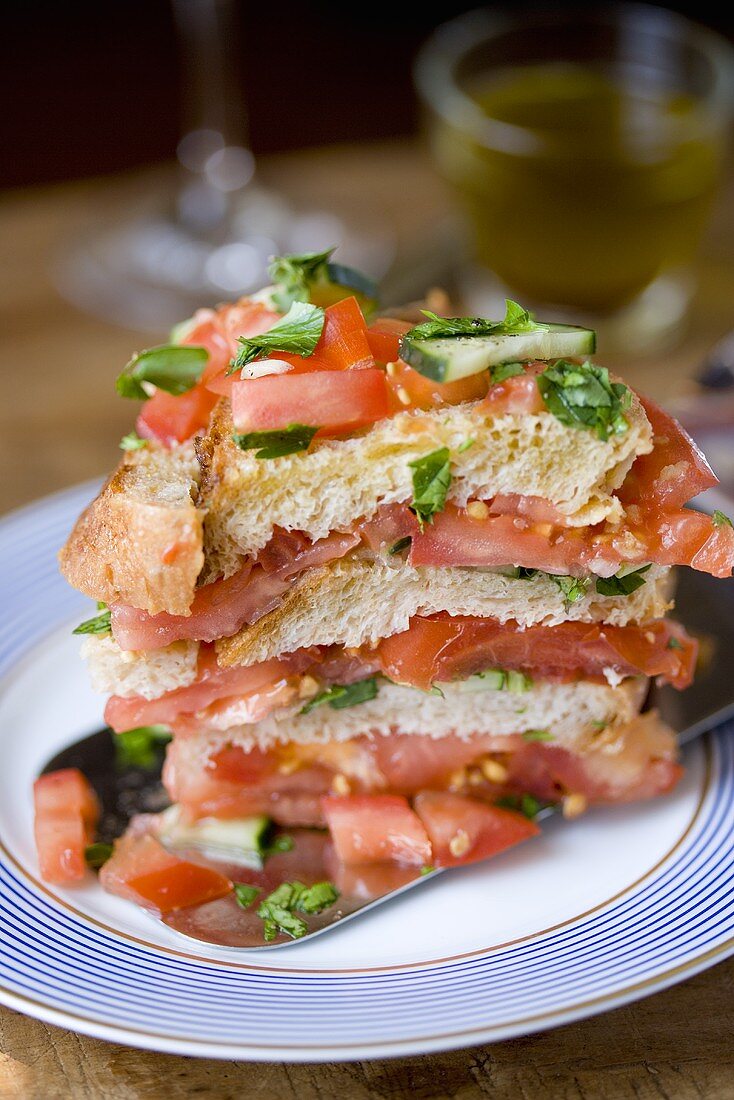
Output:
[{"xmin": 433, "ymin": 64, "xmax": 722, "ymax": 312}]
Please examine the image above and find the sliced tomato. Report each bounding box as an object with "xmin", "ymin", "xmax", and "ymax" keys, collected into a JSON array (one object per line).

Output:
[
  {"xmin": 312, "ymin": 296, "xmax": 373, "ymax": 370},
  {"xmin": 376, "ymin": 615, "xmax": 697, "ymax": 690},
  {"xmin": 619, "ymin": 396, "xmax": 717, "ymax": 510},
  {"xmin": 104, "ymin": 646, "xmax": 313, "ymax": 733},
  {"xmin": 33, "ymin": 769, "xmax": 100, "ymax": 884},
  {"xmin": 322, "ymin": 795, "xmax": 432, "ymax": 866},
  {"xmin": 231, "ymin": 368, "xmax": 390, "ymax": 435},
  {"xmin": 201, "ymin": 300, "xmax": 281, "ymax": 398},
  {"xmin": 478, "ymin": 372, "xmax": 546, "ymax": 416},
  {"xmin": 110, "ymin": 529, "xmax": 358, "ymax": 651},
  {"xmin": 136, "ymin": 386, "xmax": 219, "ymax": 447},
  {"xmin": 366, "ymin": 317, "xmax": 411, "ymax": 363},
  {"xmin": 100, "ymin": 833, "xmax": 231, "ymax": 913},
  {"xmin": 413, "ymin": 792, "xmax": 539, "ymax": 868},
  {"xmin": 357, "ymin": 503, "xmax": 419, "ymax": 552},
  {"xmin": 386, "ymin": 359, "xmax": 489, "ymax": 410}
]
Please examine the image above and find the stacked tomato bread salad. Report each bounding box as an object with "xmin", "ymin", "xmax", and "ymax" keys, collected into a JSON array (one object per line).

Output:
[{"xmin": 36, "ymin": 249, "xmax": 734, "ymax": 937}]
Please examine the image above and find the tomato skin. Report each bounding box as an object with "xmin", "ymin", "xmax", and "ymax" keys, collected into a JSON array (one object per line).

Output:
[
  {"xmin": 413, "ymin": 792, "xmax": 539, "ymax": 867},
  {"xmin": 620, "ymin": 396, "xmax": 717, "ymax": 510},
  {"xmin": 313, "ymin": 297, "xmax": 373, "ymax": 370},
  {"xmin": 33, "ymin": 769, "xmax": 100, "ymax": 884},
  {"xmin": 136, "ymin": 386, "xmax": 218, "ymax": 447},
  {"xmin": 479, "ymin": 373, "xmax": 546, "ymax": 416},
  {"xmin": 231, "ymin": 368, "xmax": 390, "ymax": 435},
  {"xmin": 366, "ymin": 317, "xmax": 411, "ymax": 363},
  {"xmin": 322, "ymin": 795, "xmax": 433, "ymax": 866}
]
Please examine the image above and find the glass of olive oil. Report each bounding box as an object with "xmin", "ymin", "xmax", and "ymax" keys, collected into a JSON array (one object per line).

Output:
[{"xmin": 415, "ymin": 4, "xmax": 734, "ymax": 350}]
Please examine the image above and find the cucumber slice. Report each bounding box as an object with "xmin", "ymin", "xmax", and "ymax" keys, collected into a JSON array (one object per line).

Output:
[
  {"xmin": 400, "ymin": 324, "xmax": 596, "ymax": 383},
  {"xmin": 308, "ymin": 262, "xmax": 379, "ymax": 317},
  {"xmin": 159, "ymin": 806, "xmax": 270, "ymax": 868}
]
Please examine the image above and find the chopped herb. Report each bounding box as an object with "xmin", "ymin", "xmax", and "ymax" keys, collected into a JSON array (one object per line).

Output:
[
  {"xmin": 408, "ymin": 447, "xmax": 452, "ymax": 527},
  {"xmin": 506, "ymin": 669, "xmax": 532, "ymax": 694},
  {"xmin": 496, "ymin": 793, "xmax": 557, "ymax": 819},
  {"xmin": 404, "ymin": 299, "xmax": 548, "ymax": 341},
  {"xmin": 115, "ymin": 724, "xmax": 171, "ymax": 770},
  {"xmin": 296, "ymin": 881, "xmax": 340, "ymax": 914},
  {"xmin": 73, "ymin": 601, "xmax": 111, "ymax": 636},
  {"xmin": 116, "ymin": 345, "xmax": 208, "ymax": 400},
  {"xmin": 476, "ymin": 669, "xmax": 507, "ymax": 690},
  {"xmin": 85, "ymin": 842, "xmax": 113, "ymax": 870},
  {"xmin": 551, "ymin": 574, "xmax": 590, "ymax": 606},
  {"xmin": 712, "ymin": 509, "xmax": 733, "ymax": 528},
  {"xmin": 268, "ymin": 249, "xmax": 378, "ymax": 313},
  {"xmin": 228, "ymin": 301, "xmax": 324, "ymax": 373},
  {"xmin": 667, "ymin": 637, "xmax": 683, "ymax": 650},
  {"xmin": 520, "ymin": 794, "xmax": 542, "ymax": 819},
  {"xmin": 256, "ymin": 880, "xmax": 339, "ymax": 940},
  {"xmin": 261, "ymin": 834, "xmax": 295, "ymax": 858},
  {"xmin": 233, "ymin": 883, "xmax": 261, "ymax": 910},
  {"xmin": 457, "ymin": 437, "xmax": 476, "ymax": 453},
  {"xmin": 420, "ymin": 865, "xmax": 436, "ymax": 876},
  {"xmin": 489, "ymin": 361, "xmax": 526, "ymax": 384},
  {"xmin": 119, "ymin": 431, "xmax": 148, "ymax": 452},
  {"xmin": 429, "ymin": 684, "xmax": 445, "ymax": 698},
  {"xmin": 591, "ymin": 720, "xmax": 608, "ymax": 731},
  {"xmin": 522, "ymin": 730, "xmax": 554, "ymax": 742},
  {"xmin": 301, "ymin": 677, "xmax": 379, "ymax": 715},
  {"xmin": 232, "ymin": 423, "xmax": 319, "ymax": 460},
  {"xmin": 537, "ymin": 359, "xmax": 631, "ymax": 441},
  {"xmin": 595, "ymin": 564, "xmax": 651, "ymax": 597},
  {"xmin": 389, "ymin": 536, "xmax": 412, "ymax": 555}
]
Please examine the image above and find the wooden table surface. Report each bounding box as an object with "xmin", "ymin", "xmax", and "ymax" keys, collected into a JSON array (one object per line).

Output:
[{"xmin": 1, "ymin": 142, "xmax": 733, "ymax": 1099}]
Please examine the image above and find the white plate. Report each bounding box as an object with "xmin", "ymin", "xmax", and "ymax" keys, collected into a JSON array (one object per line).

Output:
[{"xmin": 0, "ymin": 483, "xmax": 732, "ymax": 1061}]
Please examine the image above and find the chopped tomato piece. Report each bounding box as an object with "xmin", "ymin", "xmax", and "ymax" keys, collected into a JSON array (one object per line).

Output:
[
  {"xmin": 100, "ymin": 832, "xmax": 231, "ymax": 913},
  {"xmin": 376, "ymin": 615, "xmax": 697, "ymax": 690},
  {"xmin": 231, "ymin": 368, "xmax": 390, "ymax": 435},
  {"xmin": 413, "ymin": 792, "xmax": 539, "ymax": 867},
  {"xmin": 127, "ymin": 862, "xmax": 233, "ymax": 914},
  {"xmin": 136, "ymin": 386, "xmax": 218, "ymax": 447},
  {"xmin": 322, "ymin": 794, "xmax": 432, "ymax": 866},
  {"xmin": 313, "ymin": 297, "xmax": 373, "ymax": 370},
  {"xmin": 619, "ymin": 396, "xmax": 717, "ymax": 510},
  {"xmin": 366, "ymin": 317, "xmax": 411, "ymax": 363},
  {"xmin": 33, "ymin": 769, "xmax": 100, "ymax": 884},
  {"xmin": 357, "ymin": 503, "xmax": 419, "ymax": 552},
  {"xmin": 479, "ymin": 372, "xmax": 546, "ymax": 416},
  {"xmin": 386, "ymin": 359, "xmax": 489, "ymax": 410}
]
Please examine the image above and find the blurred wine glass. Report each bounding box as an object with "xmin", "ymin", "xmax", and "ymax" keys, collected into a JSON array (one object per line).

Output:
[{"xmin": 56, "ymin": 0, "xmax": 392, "ymax": 332}]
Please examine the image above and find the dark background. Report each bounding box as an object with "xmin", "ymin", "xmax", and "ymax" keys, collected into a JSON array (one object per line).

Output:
[{"xmin": 3, "ymin": 0, "xmax": 734, "ymax": 189}]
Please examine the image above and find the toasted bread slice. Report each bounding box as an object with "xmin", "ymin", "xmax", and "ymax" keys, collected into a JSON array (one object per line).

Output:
[
  {"xmin": 166, "ymin": 677, "xmax": 648, "ymax": 751},
  {"xmin": 217, "ymin": 558, "xmax": 672, "ymax": 670},
  {"xmin": 199, "ymin": 397, "xmax": 652, "ymax": 581},
  {"xmin": 59, "ymin": 445, "xmax": 204, "ymax": 616},
  {"xmin": 81, "ymin": 563, "xmax": 672, "ymax": 700}
]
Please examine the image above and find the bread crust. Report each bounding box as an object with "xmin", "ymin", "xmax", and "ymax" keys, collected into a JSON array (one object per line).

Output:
[{"xmin": 59, "ymin": 447, "xmax": 204, "ymax": 616}]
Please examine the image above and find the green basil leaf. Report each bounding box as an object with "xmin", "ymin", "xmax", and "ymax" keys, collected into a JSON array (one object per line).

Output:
[
  {"xmin": 537, "ymin": 359, "xmax": 631, "ymax": 441},
  {"xmin": 73, "ymin": 603, "xmax": 111, "ymax": 636},
  {"xmin": 233, "ymin": 883, "xmax": 261, "ymax": 910},
  {"xmin": 405, "ymin": 299, "xmax": 549, "ymax": 341},
  {"xmin": 115, "ymin": 725, "xmax": 171, "ymax": 770},
  {"xmin": 116, "ymin": 345, "xmax": 208, "ymax": 399},
  {"xmin": 712, "ymin": 509, "xmax": 733, "ymax": 528},
  {"xmin": 85, "ymin": 843, "xmax": 113, "ymax": 870},
  {"xmin": 522, "ymin": 730, "xmax": 554, "ymax": 742},
  {"xmin": 119, "ymin": 431, "xmax": 148, "ymax": 452},
  {"xmin": 228, "ymin": 301, "xmax": 324, "ymax": 373},
  {"xmin": 595, "ymin": 564, "xmax": 651, "ymax": 597},
  {"xmin": 268, "ymin": 249, "xmax": 335, "ymax": 310},
  {"xmin": 489, "ymin": 361, "xmax": 526, "ymax": 384},
  {"xmin": 295, "ymin": 881, "xmax": 340, "ymax": 914},
  {"xmin": 301, "ymin": 677, "xmax": 379, "ymax": 715},
  {"xmin": 550, "ymin": 574, "xmax": 590, "ymax": 606},
  {"xmin": 232, "ymin": 424, "xmax": 319, "ymax": 460},
  {"xmin": 408, "ymin": 447, "xmax": 452, "ymax": 527}
]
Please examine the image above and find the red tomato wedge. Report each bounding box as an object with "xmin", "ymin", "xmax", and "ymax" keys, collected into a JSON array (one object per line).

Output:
[
  {"xmin": 231, "ymin": 368, "xmax": 390, "ymax": 435},
  {"xmin": 312, "ymin": 296, "xmax": 373, "ymax": 370},
  {"xmin": 366, "ymin": 317, "xmax": 411, "ymax": 363},
  {"xmin": 479, "ymin": 372, "xmax": 546, "ymax": 416},
  {"xmin": 413, "ymin": 792, "xmax": 539, "ymax": 868},
  {"xmin": 619, "ymin": 396, "xmax": 717, "ymax": 510},
  {"xmin": 33, "ymin": 769, "xmax": 100, "ymax": 884},
  {"xmin": 100, "ymin": 833, "xmax": 231, "ymax": 913},
  {"xmin": 136, "ymin": 386, "xmax": 218, "ymax": 447},
  {"xmin": 110, "ymin": 529, "xmax": 358, "ymax": 651},
  {"xmin": 322, "ymin": 795, "xmax": 433, "ymax": 866},
  {"xmin": 376, "ymin": 615, "xmax": 696, "ymax": 691}
]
